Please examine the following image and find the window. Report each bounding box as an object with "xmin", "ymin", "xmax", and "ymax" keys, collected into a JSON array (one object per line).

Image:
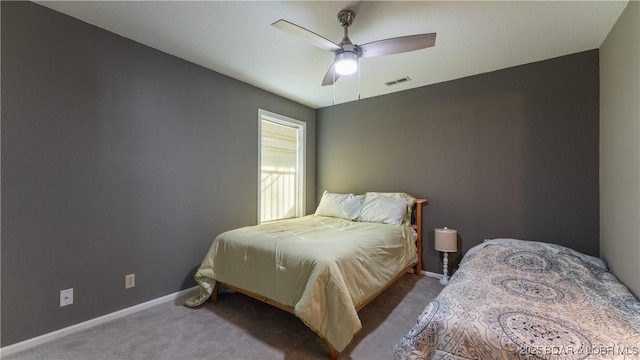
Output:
[{"xmin": 258, "ymin": 109, "xmax": 305, "ymax": 223}]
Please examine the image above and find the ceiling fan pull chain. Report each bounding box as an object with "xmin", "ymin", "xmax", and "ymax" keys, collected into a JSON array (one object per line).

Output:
[
  {"xmin": 357, "ymin": 58, "xmax": 361, "ymax": 101},
  {"xmin": 332, "ymin": 70, "xmax": 336, "ymax": 105}
]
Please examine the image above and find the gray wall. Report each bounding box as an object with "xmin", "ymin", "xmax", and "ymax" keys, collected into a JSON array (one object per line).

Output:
[
  {"xmin": 317, "ymin": 50, "xmax": 600, "ymax": 275},
  {"xmin": 600, "ymin": 0, "xmax": 640, "ymax": 298},
  {"xmin": 1, "ymin": 2, "xmax": 315, "ymax": 346}
]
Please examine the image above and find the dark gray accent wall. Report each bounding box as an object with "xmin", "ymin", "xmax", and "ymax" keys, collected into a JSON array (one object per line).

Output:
[
  {"xmin": 317, "ymin": 50, "xmax": 599, "ymax": 275},
  {"xmin": 600, "ymin": 0, "xmax": 640, "ymax": 298},
  {"xmin": 1, "ymin": 2, "xmax": 315, "ymax": 346}
]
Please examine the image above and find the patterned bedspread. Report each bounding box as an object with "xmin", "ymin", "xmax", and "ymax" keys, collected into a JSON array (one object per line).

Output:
[{"xmin": 394, "ymin": 239, "xmax": 640, "ymax": 359}]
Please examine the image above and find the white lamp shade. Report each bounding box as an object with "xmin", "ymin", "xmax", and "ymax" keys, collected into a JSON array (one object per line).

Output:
[{"xmin": 435, "ymin": 227, "xmax": 457, "ymax": 252}]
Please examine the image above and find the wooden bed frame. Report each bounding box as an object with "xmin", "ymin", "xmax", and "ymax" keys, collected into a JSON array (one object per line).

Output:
[{"xmin": 211, "ymin": 198, "xmax": 426, "ymax": 359}]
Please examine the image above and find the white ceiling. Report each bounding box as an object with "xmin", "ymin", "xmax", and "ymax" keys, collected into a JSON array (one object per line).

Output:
[{"xmin": 36, "ymin": 1, "xmax": 628, "ymax": 109}]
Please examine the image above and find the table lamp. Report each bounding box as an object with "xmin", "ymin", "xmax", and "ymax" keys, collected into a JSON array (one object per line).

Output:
[{"xmin": 435, "ymin": 227, "xmax": 457, "ymax": 285}]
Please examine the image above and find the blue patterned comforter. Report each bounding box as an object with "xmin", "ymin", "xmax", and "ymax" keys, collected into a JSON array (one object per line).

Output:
[{"xmin": 394, "ymin": 239, "xmax": 640, "ymax": 359}]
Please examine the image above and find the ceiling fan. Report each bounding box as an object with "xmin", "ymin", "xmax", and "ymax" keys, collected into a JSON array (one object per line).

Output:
[{"xmin": 272, "ymin": 9, "xmax": 436, "ymax": 86}]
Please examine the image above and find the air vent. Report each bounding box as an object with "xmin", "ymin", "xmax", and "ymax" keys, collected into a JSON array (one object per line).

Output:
[{"xmin": 385, "ymin": 76, "xmax": 412, "ymax": 86}]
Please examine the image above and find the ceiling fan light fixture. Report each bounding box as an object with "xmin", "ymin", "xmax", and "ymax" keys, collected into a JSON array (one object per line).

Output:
[{"xmin": 334, "ymin": 51, "xmax": 358, "ymax": 75}]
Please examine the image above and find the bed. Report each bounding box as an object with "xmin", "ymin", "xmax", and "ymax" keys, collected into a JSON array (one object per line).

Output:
[
  {"xmin": 394, "ymin": 238, "xmax": 640, "ymax": 360},
  {"xmin": 186, "ymin": 191, "xmax": 426, "ymax": 358}
]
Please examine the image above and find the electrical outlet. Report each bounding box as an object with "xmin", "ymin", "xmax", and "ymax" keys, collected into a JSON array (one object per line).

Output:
[
  {"xmin": 125, "ymin": 274, "xmax": 135, "ymax": 289},
  {"xmin": 60, "ymin": 288, "xmax": 73, "ymax": 307}
]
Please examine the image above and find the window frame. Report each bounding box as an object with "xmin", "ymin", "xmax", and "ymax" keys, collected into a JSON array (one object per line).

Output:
[{"xmin": 257, "ymin": 109, "xmax": 306, "ymax": 223}]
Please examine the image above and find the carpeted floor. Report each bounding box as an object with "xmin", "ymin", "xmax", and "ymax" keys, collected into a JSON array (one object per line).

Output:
[{"xmin": 3, "ymin": 274, "xmax": 443, "ymax": 360}]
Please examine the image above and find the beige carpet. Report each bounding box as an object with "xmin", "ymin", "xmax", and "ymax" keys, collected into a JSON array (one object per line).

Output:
[{"xmin": 3, "ymin": 274, "xmax": 443, "ymax": 360}]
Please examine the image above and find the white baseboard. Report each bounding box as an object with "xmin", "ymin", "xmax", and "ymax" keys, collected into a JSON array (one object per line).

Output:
[
  {"xmin": 422, "ymin": 270, "xmax": 444, "ymax": 279},
  {"xmin": 0, "ymin": 286, "xmax": 199, "ymax": 357},
  {"xmin": 406, "ymin": 269, "xmax": 444, "ymax": 280}
]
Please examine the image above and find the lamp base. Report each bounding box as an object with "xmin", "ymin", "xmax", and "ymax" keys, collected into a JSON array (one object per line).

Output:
[{"xmin": 441, "ymin": 251, "xmax": 450, "ymax": 286}]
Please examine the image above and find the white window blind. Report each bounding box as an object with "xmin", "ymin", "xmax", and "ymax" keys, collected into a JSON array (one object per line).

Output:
[{"xmin": 258, "ymin": 110, "xmax": 305, "ymax": 223}]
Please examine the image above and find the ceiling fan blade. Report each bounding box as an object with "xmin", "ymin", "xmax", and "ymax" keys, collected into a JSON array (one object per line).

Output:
[
  {"xmin": 272, "ymin": 19, "xmax": 342, "ymax": 52},
  {"xmin": 321, "ymin": 64, "xmax": 340, "ymax": 86},
  {"xmin": 359, "ymin": 33, "xmax": 436, "ymax": 58}
]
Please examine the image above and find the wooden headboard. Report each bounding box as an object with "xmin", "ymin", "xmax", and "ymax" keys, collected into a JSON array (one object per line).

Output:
[{"xmin": 412, "ymin": 198, "xmax": 427, "ymax": 275}]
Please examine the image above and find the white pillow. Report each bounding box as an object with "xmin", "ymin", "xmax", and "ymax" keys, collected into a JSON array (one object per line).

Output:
[
  {"xmin": 315, "ymin": 191, "xmax": 364, "ymax": 220},
  {"xmin": 358, "ymin": 195, "xmax": 408, "ymax": 225},
  {"xmin": 363, "ymin": 192, "xmax": 416, "ymax": 223}
]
